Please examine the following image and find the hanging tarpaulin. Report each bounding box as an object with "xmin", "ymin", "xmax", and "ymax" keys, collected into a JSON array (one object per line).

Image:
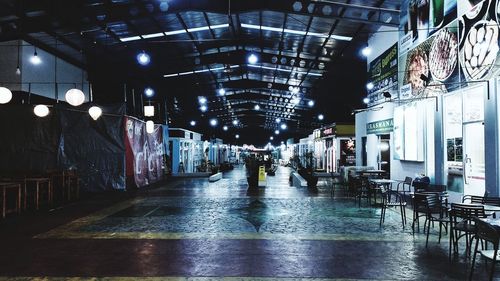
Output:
[
  {"xmin": 58, "ymin": 104, "xmax": 126, "ymax": 192},
  {"xmin": 125, "ymin": 117, "xmax": 165, "ymax": 188}
]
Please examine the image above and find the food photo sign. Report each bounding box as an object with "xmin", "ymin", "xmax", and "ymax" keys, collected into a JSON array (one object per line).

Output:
[
  {"xmin": 399, "ymin": 20, "xmax": 461, "ymax": 99},
  {"xmin": 399, "ymin": 0, "xmax": 458, "ymax": 53},
  {"xmin": 399, "ymin": 0, "xmax": 500, "ymax": 99},
  {"xmin": 458, "ymin": 0, "xmax": 500, "ymax": 82}
]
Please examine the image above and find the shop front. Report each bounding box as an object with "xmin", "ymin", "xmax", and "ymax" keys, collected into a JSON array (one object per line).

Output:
[{"xmin": 168, "ymin": 128, "xmax": 203, "ymax": 174}]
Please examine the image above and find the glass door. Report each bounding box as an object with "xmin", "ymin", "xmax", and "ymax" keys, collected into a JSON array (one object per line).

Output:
[
  {"xmin": 462, "ymin": 86, "xmax": 485, "ymax": 196},
  {"xmin": 463, "ymin": 122, "xmax": 485, "ymax": 196}
]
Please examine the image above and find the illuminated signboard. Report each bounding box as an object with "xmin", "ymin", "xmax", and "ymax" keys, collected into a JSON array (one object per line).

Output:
[{"xmin": 366, "ymin": 119, "xmax": 394, "ymax": 135}]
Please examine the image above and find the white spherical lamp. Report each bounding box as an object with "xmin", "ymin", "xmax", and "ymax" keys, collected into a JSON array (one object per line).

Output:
[
  {"xmin": 88, "ymin": 106, "xmax": 102, "ymax": 120},
  {"xmin": 65, "ymin": 89, "xmax": 85, "ymax": 106},
  {"xmin": 33, "ymin": 105, "xmax": 49, "ymax": 117},
  {"xmin": 0, "ymin": 87, "xmax": 13, "ymax": 104},
  {"xmin": 146, "ymin": 120, "xmax": 155, "ymax": 134}
]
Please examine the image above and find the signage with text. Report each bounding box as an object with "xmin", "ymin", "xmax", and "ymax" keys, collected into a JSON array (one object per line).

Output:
[{"xmin": 366, "ymin": 119, "xmax": 394, "ymax": 135}]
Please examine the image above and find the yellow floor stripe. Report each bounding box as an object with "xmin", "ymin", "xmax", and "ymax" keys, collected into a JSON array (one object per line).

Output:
[{"xmin": 0, "ymin": 277, "xmax": 397, "ymax": 281}]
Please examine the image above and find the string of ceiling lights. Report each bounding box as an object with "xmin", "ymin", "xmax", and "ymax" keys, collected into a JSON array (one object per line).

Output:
[{"xmin": 0, "ymin": 42, "xmax": 161, "ymax": 133}]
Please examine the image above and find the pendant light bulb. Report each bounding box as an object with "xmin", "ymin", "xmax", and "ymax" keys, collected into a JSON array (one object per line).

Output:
[
  {"xmin": 0, "ymin": 87, "xmax": 13, "ymax": 104},
  {"xmin": 88, "ymin": 106, "xmax": 102, "ymax": 120},
  {"xmin": 65, "ymin": 89, "xmax": 85, "ymax": 106},
  {"xmin": 34, "ymin": 105, "xmax": 50, "ymax": 117}
]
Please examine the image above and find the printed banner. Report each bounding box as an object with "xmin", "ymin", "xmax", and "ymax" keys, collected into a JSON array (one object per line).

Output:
[
  {"xmin": 399, "ymin": 20, "xmax": 461, "ymax": 99},
  {"xmin": 367, "ymin": 43, "xmax": 399, "ymax": 105},
  {"xmin": 400, "ymin": 0, "xmax": 458, "ymax": 54},
  {"xmin": 458, "ymin": 0, "xmax": 500, "ymax": 82},
  {"xmin": 125, "ymin": 117, "xmax": 164, "ymax": 188},
  {"xmin": 340, "ymin": 139, "xmax": 356, "ymax": 166}
]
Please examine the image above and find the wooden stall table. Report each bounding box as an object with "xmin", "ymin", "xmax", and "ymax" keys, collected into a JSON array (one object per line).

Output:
[
  {"xmin": 23, "ymin": 177, "xmax": 52, "ymax": 210},
  {"xmin": 0, "ymin": 182, "xmax": 22, "ymax": 218}
]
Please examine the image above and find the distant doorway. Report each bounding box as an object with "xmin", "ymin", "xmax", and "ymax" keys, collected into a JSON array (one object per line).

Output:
[{"xmin": 378, "ymin": 135, "xmax": 390, "ymax": 178}]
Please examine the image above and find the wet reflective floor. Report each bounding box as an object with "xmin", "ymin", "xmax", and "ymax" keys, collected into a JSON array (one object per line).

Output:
[{"xmin": 0, "ymin": 166, "xmax": 492, "ymax": 280}]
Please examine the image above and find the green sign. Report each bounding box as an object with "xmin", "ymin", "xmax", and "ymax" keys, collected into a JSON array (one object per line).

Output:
[{"xmin": 366, "ymin": 119, "xmax": 393, "ymax": 135}]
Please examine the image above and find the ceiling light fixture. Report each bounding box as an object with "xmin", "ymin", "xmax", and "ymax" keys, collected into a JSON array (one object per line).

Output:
[
  {"xmin": 247, "ymin": 64, "xmax": 322, "ymax": 77},
  {"xmin": 210, "ymin": 118, "xmax": 218, "ymax": 127},
  {"xmin": 247, "ymin": 53, "xmax": 258, "ymax": 64},
  {"xmin": 144, "ymin": 105, "xmax": 155, "ymax": 117},
  {"xmin": 270, "ymin": 136, "xmax": 274, "ymax": 140},
  {"xmin": 34, "ymin": 105, "xmax": 49, "ymax": 117},
  {"xmin": 274, "ymin": 130, "xmax": 280, "ymax": 135},
  {"xmin": 235, "ymin": 134, "xmax": 240, "ymax": 139},
  {"xmin": 232, "ymin": 120, "xmax": 238, "ymax": 125},
  {"xmin": 308, "ymin": 100, "xmax": 315, "ymax": 107},
  {"xmin": 120, "ymin": 24, "xmax": 229, "ymax": 42},
  {"xmin": 198, "ymin": 96, "xmax": 207, "ymax": 104},
  {"xmin": 366, "ymin": 82, "xmax": 374, "ymax": 90},
  {"xmin": 318, "ymin": 114, "xmax": 324, "ymax": 121},
  {"xmin": 280, "ymin": 123, "xmax": 287, "ymax": 130},
  {"xmin": 137, "ymin": 51, "xmax": 151, "ymax": 66},
  {"xmin": 223, "ymin": 125, "xmax": 228, "ymax": 131},
  {"xmin": 200, "ymin": 105, "xmax": 208, "ymax": 112},
  {"xmin": 0, "ymin": 87, "xmax": 13, "ymax": 104},
  {"xmin": 363, "ymin": 97, "xmax": 370, "ymax": 104},
  {"xmin": 240, "ymin": 23, "xmax": 352, "ymax": 41},
  {"xmin": 218, "ymin": 88, "xmax": 226, "ymax": 96},
  {"xmin": 144, "ymin": 87, "xmax": 155, "ymax": 97},
  {"xmin": 30, "ymin": 47, "xmax": 41, "ymax": 65},
  {"xmin": 146, "ymin": 120, "xmax": 155, "ymax": 134},
  {"xmin": 254, "ymin": 104, "xmax": 260, "ymax": 110},
  {"xmin": 190, "ymin": 120, "xmax": 196, "ymax": 126},
  {"xmin": 88, "ymin": 106, "xmax": 102, "ymax": 120},
  {"xmin": 65, "ymin": 89, "xmax": 85, "ymax": 106},
  {"xmin": 361, "ymin": 46, "xmax": 372, "ymax": 57}
]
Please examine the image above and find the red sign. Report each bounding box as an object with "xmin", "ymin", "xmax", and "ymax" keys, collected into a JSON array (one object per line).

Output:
[{"xmin": 125, "ymin": 117, "xmax": 164, "ymax": 188}]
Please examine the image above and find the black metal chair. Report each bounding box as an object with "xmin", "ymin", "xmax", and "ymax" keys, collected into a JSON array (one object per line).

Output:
[
  {"xmin": 396, "ymin": 176, "xmax": 412, "ymax": 200},
  {"xmin": 380, "ymin": 189, "xmax": 407, "ymax": 228},
  {"xmin": 462, "ymin": 195, "xmax": 485, "ymax": 204},
  {"xmin": 412, "ymin": 192, "xmax": 448, "ymax": 247},
  {"xmin": 469, "ymin": 217, "xmax": 500, "ymax": 281},
  {"xmin": 449, "ymin": 203, "xmax": 487, "ymax": 259},
  {"xmin": 348, "ymin": 175, "xmax": 370, "ymax": 207}
]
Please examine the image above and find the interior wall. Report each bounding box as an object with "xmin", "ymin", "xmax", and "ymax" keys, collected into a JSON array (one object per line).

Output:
[
  {"xmin": 20, "ymin": 41, "xmax": 89, "ymax": 101},
  {"xmin": 0, "ymin": 41, "xmax": 22, "ymax": 90}
]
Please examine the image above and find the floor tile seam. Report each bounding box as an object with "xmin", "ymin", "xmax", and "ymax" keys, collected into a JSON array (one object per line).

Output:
[
  {"xmin": 33, "ymin": 231, "xmax": 434, "ymax": 242},
  {"xmin": 33, "ymin": 198, "xmax": 143, "ymax": 239}
]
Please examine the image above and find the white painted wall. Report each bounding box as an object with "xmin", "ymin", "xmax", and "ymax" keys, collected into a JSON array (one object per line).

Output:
[
  {"xmin": 367, "ymin": 26, "xmax": 399, "ymax": 67},
  {"xmin": 0, "ymin": 41, "xmax": 22, "ymax": 90},
  {"xmin": 0, "ymin": 40, "xmax": 89, "ymax": 102}
]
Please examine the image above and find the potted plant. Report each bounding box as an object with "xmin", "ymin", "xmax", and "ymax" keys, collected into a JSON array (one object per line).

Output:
[
  {"xmin": 298, "ymin": 152, "xmax": 318, "ymax": 189},
  {"xmin": 245, "ymin": 156, "xmax": 259, "ymax": 188}
]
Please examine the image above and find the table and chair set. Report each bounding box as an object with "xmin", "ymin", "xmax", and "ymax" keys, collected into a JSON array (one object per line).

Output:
[
  {"xmin": 0, "ymin": 169, "xmax": 80, "ymax": 219},
  {"xmin": 345, "ymin": 171, "xmax": 500, "ymax": 280}
]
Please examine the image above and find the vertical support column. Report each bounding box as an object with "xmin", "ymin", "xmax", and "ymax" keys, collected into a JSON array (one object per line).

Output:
[
  {"xmin": 434, "ymin": 95, "xmax": 445, "ymax": 185},
  {"xmin": 485, "ymin": 80, "xmax": 498, "ymax": 196}
]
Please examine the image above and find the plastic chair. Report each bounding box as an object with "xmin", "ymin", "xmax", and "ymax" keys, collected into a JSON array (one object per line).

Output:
[
  {"xmin": 469, "ymin": 217, "xmax": 500, "ymax": 281},
  {"xmin": 449, "ymin": 203, "xmax": 487, "ymax": 259},
  {"xmin": 380, "ymin": 189, "xmax": 407, "ymax": 228}
]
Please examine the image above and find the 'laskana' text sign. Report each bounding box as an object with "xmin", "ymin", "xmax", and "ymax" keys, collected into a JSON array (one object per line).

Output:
[{"xmin": 366, "ymin": 119, "xmax": 393, "ymax": 135}]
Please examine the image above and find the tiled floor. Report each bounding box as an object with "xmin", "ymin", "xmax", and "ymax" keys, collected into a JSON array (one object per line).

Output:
[{"xmin": 0, "ymin": 165, "xmax": 493, "ymax": 280}]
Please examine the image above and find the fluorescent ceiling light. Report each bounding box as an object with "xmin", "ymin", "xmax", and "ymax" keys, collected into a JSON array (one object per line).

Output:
[
  {"xmin": 164, "ymin": 65, "xmax": 240, "ymax": 78},
  {"xmin": 247, "ymin": 64, "xmax": 323, "ymax": 77},
  {"xmin": 120, "ymin": 35, "xmax": 141, "ymax": 42},
  {"xmin": 142, "ymin": 32, "xmax": 164, "ymax": 39},
  {"xmin": 120, "ymin": 24, "xmax": 229, "ymax": 42},
  {"xmin": 241, "ymin": 23, "xmax": 352, "ymax": 41}
]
